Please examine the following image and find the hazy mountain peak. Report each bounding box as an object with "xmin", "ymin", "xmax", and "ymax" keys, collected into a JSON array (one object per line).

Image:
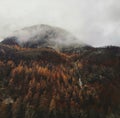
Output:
[{"xmin": 1, "ymin": 24, "xmax": 87, "ymax": 50}]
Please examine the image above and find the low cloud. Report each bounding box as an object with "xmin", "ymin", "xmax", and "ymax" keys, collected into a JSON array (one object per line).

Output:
[{"xmin": 0, "ymin": 0, "xmax": 120, "ymax": 47}]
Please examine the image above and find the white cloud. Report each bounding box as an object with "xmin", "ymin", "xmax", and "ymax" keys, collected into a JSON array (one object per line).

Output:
[{"xmin": 0, "ymin": 0, "xmax": 120, "ymax": 47}]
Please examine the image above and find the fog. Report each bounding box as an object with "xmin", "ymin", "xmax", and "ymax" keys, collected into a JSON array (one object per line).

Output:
[{"xmin": 0, "ymin": 0, "xmax": 120, "ymax": 47}]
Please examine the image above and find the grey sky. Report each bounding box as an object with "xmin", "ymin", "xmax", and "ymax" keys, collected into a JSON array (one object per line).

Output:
[{"xmin": 0, "ymin": 0, "xmax": 120, "ymax": 47}]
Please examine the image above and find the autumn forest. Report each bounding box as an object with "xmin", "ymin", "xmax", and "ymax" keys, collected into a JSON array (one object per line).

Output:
[{"xmin": 0, "ymin": 44, "xmax": 120, "ymax": 118}]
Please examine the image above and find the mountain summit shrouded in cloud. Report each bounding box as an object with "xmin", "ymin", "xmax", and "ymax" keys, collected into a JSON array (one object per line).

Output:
[
  {"xmin": 0, "ymin": 0, "xmax": 120, "ymax": 47},
  {"xmin": 1, "ymin": 24, "xmax": 87, "ymax": 50}
]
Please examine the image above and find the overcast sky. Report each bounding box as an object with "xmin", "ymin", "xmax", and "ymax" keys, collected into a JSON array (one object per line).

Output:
[{"xmin": 0, "ymin": 0, "xmax": 120, "ymax": 47}]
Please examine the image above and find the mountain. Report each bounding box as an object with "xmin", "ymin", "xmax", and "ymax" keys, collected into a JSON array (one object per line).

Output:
[
  {"xmin": 0, "ymin": 25, "xmax": 120, "ymax": 118},
  {"xmin": 0, "ymin": 43, "xmax": 119, "ymax": 118},
  {"xmin": 1, "ymin": 24, "xmax": 87, "ymax": 50}
]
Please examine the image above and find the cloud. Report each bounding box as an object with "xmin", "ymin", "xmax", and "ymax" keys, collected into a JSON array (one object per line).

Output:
[{"xmin": 0, "ymin": 0, "xmax": 120, "ymax": 47}]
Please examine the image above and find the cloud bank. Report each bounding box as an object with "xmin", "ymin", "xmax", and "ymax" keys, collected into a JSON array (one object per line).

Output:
[{"xmin": 0, "ymin": 0, "xmax": 120, "ymax": 47}]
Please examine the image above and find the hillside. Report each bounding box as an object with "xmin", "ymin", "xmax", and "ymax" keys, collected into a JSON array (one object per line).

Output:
[
  {"xmin": 0, "ymin": 24, "xmax": 120, "ymax": 118},
  {"xmin": 0, "ymin": 41, "xmax": 120, "ymax": 118}
]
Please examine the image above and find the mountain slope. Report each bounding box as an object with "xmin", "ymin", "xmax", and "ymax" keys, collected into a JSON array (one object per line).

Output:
[
  {"xmin": 0, "ymin": 44, "xmax": 120, "ymax": 118},
  {"xmin": 0, "ymin": 25, "xmax": 120, "ymax": 118}
]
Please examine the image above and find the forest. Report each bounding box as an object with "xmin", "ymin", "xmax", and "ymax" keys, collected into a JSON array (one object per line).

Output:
[{"xmin": 0, "ymin": 45, "xmax": 120, "ymax": 118}]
